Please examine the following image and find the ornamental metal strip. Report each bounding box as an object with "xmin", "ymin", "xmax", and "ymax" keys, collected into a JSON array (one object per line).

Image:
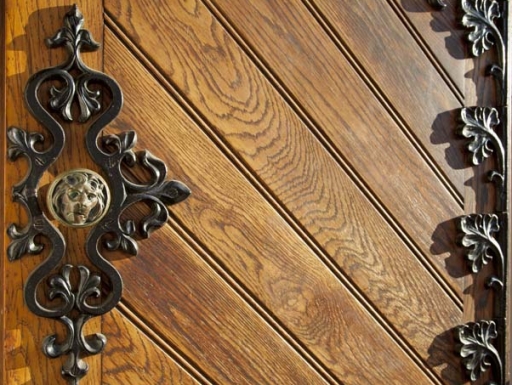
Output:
[
  {"xmin": 6, "ymin": 6, "xmax": 191, "ymax": 384},
  {"xmin": 429, "ymin": 1, "xmax": 510, "ymax": 384}
]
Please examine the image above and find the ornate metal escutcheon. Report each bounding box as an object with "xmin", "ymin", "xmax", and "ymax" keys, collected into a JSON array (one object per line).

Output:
[{"xmin": 6, "ymin": 5, "xmax": 190, "ymax": 384}]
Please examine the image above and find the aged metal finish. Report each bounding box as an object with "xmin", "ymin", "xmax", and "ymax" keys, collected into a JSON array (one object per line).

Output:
[
  {"xmin": 47, "ymin": 169, "xmax": 111, "ymax": 227},
  {"xmin": 458, "ymin": 1, "xmax": 509, "ymax": 384},
  {"xmin": 458, "ymin": 321, "xmax": 502, "ymax": 384},
  {"xmin": 429, "ymin": 1, "xmax": 510, "ymax": 384},
  {"xmin": 459, "ymin": 107, "xmax": 506, "ymax": 211},
  {"xmin": 6, "ymin": 5, "xmax": 190, "ymax": 384},
  {"xmin": 459, "ymin": 0, "xmax": 508, "ymax": 212},
  {"xmin": 459, "ymin": 214, "xmax": 505, "ymax": 289},
  {"xmin": 462, "ymin": 0, "xmax": 506, "ymax": 103}
]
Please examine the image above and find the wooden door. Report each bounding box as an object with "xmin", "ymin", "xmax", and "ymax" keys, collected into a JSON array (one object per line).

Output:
[{"xmin": 1, "ymin": 1, "xmax": 499, "ymax": 384}]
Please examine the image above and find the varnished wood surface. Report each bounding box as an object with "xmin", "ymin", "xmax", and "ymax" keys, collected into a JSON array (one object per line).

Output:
[
  {"xmin": 106, "ymin": 0, "xmax": 465, "ymax": 302},
  {"xmin": 104, "ymin": 28, "xmax": 463, "ymax": 383},
  {"xmin": 300, "ymin": 0, "xmax": 465, "ymax": 191},
  {"xmin": 1, "ymin": 1, "xmax": 494, "ymax": 384},
  {"xmin": 116, "ymin": 228, "xmax": 335, "ymax": 385},
  {"xmin": 103, "ymin": 308, "xmax": 202, "ymax": 385},
  {"xmin": 394, "ymin": 0, "xmax": 467, "ymax": 96}
]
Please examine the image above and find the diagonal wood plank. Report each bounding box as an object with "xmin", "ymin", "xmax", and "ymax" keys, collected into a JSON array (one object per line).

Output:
[
  {"xmin": 1, "ymin": 1, "xmax": 479, "ymax": 384},
  {"xmin": 393, "ymin": 0, "xmax": 467, "ymax": 95},
  {"xmin": 199, "ymin": 0, "xmax": 465, "ymax": 285},
  {"xmin": 117, "ymin": 223, "xmax": 438, "ymax": 384},
  {"xmin": 103, "ymin": 18, "xmax": 465, "ymax": 383},
  {"xmin": 105, "ymin": 0, "xmax": 466, "ymax": 304},
  {"xmin": 301, "ymin": 0, "xmax": 465, "ymax": 190},
  {"xmin": 115, "ymin": 228, "xmax": 332, "ymax": 385},
  {"xmin": 103, "ymin": 308, "xmax": 204, "ymax": 385},
  {"xmin": 103, "ymin": 29, "xmax": 462, "ymax": 383}
]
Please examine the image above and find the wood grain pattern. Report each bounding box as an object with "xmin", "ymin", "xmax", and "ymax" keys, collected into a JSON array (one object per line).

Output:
[
  {"xmin": 103, "ymin": 3, "xmax": 467, "ymax": 381},
  {"xmin": 118, "ymin": 223, "xmax": 436, "ymax": 385},
  {"xmin": 106, "ymin": 0, "xmax": 465, "ymax": 303},
  {"xmin": 2, "ymin": 1, "xmax": 494, "ymax": 384},
  {"xmin": 394, "ymin": 0, "xmax": 467, "ymax": 95},
  {"xmin": 4, "ymin": 2, "xmax": 103, "ymax": 384},
  {"xmin": 103, "ymin": 309, "xmax": 202, "ymax": 385},
  {"xmin": 114, "ymin": 228, "xmax": 333, "ymax": 385},
  {"xmin": 103, "ymin": 31, "xmax": 459, "ymax": 383},
  {"xmin": 206, "ymin": 0, "xmax": 466, "ymax": 287},
  {"xmin": 302, "ymin": 0, "xmax": 465, "ymax": 193}
]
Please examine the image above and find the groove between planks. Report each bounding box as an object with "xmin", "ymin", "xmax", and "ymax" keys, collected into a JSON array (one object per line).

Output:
[
  {"xmin": 115, "ymin": 302, "xmax": 215, "ymax": 385},
  {"xmin": 114, "ymin": 108, "xmax": 343, "ymax": 385},
  {"xmin": 300, "ymin": 0, "xmax": 464, "ymax": 208},
  {"xmin": 167, "ymin": 214, "xmax": 445, "ymax": 385},
  {"xmin": 165, "ymin": 216, "xmax": 342, "ymax": 385},
  {"xmin": 105, "ymin": 15, "xmax": 451, "ymax": 384},
  {"xmin": 387, "ymin": 0, "xmax": 465, "ymax": 102},
  {"xmin": 195, "ymin": 0, "xmax": 464, "ymax": 308}
]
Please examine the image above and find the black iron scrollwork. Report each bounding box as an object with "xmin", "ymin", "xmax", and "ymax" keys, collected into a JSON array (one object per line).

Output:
[
  {"xmin": 43, "ymin": 265, "xmax": 107, "ymax": 383},
  {"xmin": 429, "ymin": 1, "xmax": 509, "ymax": 384},
  {"xmin": 6, "ymin": 5, "xmax": 190, "ymax": 384},
  {"xmin": 45, "ymin": 4, "xmax": 102, "ymax": 122}
]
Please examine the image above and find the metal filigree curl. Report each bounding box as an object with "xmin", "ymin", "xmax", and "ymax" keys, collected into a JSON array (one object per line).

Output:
[
  {"xmin": 462, "ymin": 0, "xmax": 506, "ymax": 103},
  {"xmin": 43, "ymin": 265, "xmax": 107, "ymax": 384},
  {"xmin": 462, "ymin": 0, "xmax": 502, "ymax": 56},
  {"xmin": 428, "ymin": 1, "xmax": 509, "ymax": 384},
  {"xmin": 6, "ymin": 6, "xmax": 190, "ymax": 384},
  {"xmin": 458, "ymin": 321, "xmax": 502, "ymax": 384},
  {"xmin": 459, "ymin": 214, "xmax": 504, "ymax": 289},
  {"xmin": 459, "ymin": 107, "xmax": 505, "ymax": 211},
  {"xmin": 46, "ymin": 4, "xmax": 101, "ymax": 122}
]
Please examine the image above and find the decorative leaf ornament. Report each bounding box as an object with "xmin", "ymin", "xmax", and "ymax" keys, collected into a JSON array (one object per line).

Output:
[
  {"xmin": 459, "ymin": 214, "xmax": 504, "ymax": 288},
  {"xmin": 458, "ymin": 321, "xmax": 501, "ymax": 384},
  {"xmin": 462, "ymin": 0, "xmax": 502, "ymax": 56},
  {"xmin": 461, "ymin": 0, "xmax": 506, "ymax": 104},
  {"xmin": 460, "ymin": 107, "xmax": 502, "ymax": 167},
  {"xmin": 428, "ymin": 1, "xmax": 509, "ymax": 384},
  {"xmin": 459, "ymin": 106, "xmax": 506, "ymax": 211}
]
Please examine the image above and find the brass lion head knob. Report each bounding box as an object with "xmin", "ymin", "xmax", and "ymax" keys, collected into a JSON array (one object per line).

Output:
[{"xmin": 47, "ymin": 169, "xmax": 111, "ymax": 227}]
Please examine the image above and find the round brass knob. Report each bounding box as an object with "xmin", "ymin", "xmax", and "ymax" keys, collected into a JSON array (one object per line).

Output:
[{"xmin": 47, "ymin": 169, "xmax": 111, "ymax": 227}]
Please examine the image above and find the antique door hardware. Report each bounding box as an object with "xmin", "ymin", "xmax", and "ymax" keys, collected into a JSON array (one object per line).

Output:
[
  {"xmin": 430, "ymin": 1, "xmax": 510, "ymax": 383},
  {"xmin": 6, "ymin": 5, "xmax": 191, "ymax": 384}
]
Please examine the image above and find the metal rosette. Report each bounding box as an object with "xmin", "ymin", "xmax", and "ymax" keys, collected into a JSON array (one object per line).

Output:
[
  {"xmin": 430, "ymin": 1, "xmax": 510, "ymax": 383},
  {"xmin": 6, "ymin": 6, "xmax": 190, "ymax": 384}
]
